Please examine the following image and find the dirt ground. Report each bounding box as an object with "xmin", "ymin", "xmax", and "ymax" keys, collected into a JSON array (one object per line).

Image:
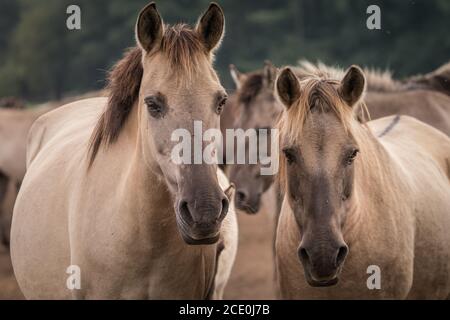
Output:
[
  {"xmin": 224, "ymin": 189, "xmax": 278, "ymax": 299},
  {"xmin": 0, "ymin": 189, "xmax": 278, "ymax": 300}
]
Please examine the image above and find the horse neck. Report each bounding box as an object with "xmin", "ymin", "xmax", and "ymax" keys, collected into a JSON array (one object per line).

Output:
[{"xmin": 121, "ymin": 102, "xmax": 180, "ymax": 243}]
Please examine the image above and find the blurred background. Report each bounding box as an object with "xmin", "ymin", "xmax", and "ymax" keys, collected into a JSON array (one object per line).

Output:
[{"xmin": 0, "ymin": 0, "xmax": 449, "ymax": 103}]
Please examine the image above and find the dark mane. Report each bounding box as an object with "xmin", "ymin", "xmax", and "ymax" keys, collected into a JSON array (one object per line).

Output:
[
  {"xmin": 407, "ymin": 61, "xmax": 450, "ymax": 96},
  {"xmin": 238, "ymin": 72, "xmax": 264, "ymax": 105},
  {"xmin": 88, "ymin": 47, "xmax": 143, "ymax": 165},
  {"xmin": 160, "ymin": 24, "xmax": 205, "ymax": 79},
  {"xmin": 88, "ymin": 24, "xmax": 206, "ymax": 166}
]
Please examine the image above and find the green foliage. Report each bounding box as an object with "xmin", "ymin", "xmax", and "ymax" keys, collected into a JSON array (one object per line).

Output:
[{"xmin": 0, "ymin": 0, "xmax": 449, "ymax": 102}]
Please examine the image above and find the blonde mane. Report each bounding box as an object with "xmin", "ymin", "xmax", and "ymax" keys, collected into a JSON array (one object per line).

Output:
[{"xmin": 277, "ymin": 73, "xmax": 354, "ymax": 146}]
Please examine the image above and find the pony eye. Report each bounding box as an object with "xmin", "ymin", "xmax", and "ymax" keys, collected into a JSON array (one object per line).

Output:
[
  {"xmin": 283, "ymin": 148, "xmax": 297, "ymax": 165},
  {"xmin": 346, "ymin": 149, "xmax": 359, "ymax": 165},
  {"xmin": 216, "ymin": 96, "xmax": 227, "ymax": 114},
  {"xmin": 145, "ymin": 96, "xmax": 166, "ymax": 119}
]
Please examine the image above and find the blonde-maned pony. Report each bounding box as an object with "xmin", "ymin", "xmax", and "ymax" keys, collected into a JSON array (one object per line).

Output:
[{"xmin": 275, "ymin": 65, "xmax": 450, "ymax": 299}]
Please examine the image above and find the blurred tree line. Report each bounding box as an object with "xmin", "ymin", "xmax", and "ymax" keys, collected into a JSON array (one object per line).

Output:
[{"xmin": 0, "ymin": 0, "xmax": 449, "ymax": 102}]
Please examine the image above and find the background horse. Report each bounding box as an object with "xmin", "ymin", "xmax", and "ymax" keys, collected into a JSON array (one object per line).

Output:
[
  {"xmin": 0, "ymin": 106, "xmax": 52, "ymax": 246},
  {"xmin": 11, "ymin": 2, "xmax": 237, "ymax": 299},
  {"xmin": 0, "ymin": 92, "xmax": 101, "ymax": 247},
  {"xmin": 275, "ymin": 65, "xmax": 450, "ymax": 299},
  {"xmin": 223, "ymin": 61, "xmax": 282, "ymax": 214}
]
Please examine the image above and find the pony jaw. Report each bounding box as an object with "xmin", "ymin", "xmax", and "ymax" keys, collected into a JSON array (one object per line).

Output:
[{"xmin": 176, "ymin": 214, "xmax": 221, "ymax": 245}]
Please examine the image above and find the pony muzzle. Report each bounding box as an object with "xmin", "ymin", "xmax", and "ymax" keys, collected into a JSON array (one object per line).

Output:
[
  {"xmin": 235, "ymin": 189, "xmax": 261, "ymax": 214},
  {"xmin": 176, "ymin": 195, "xmax": 229, "ymax": 245},
  {"xmin": 298, "ymin": 242, "xmax": 349, "ymax": 287}
]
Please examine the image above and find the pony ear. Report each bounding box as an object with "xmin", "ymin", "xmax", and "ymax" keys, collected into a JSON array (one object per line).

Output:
[
  {"xmin": 230, "ymin": 64, "xmax": 245, "ymax": 89},
  {"xmin": 136, "ymin": 2, "xmax": 164, "ymax": 53},
  {"xmin": 196, "ymin": 3, "xmax": 225, "ymax": 53},
  {"xmin": 263, "ymin": 60, "xmax": 277, "ymax": 87},
  {"xmin": 339, "ymin": 65, "xmax": 366, "ymax": 107},
  {"xmin": 276, "ymin": 68, "xmax": 301, "ymax": 109}
]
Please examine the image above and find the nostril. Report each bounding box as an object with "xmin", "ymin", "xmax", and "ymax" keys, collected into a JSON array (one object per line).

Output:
[
  {"xmin": 179, "ymin": 200, "xmax": 193, "ymax": 223},
  {"xmin": 298, "ymin": 247, "xmax": 310, "ymax": 265},
  {"xmin": 236, "ymin": 190, "xmax": 247, "ymax": 202},
  {"xmin": 335, "ymin": 245, "xmax": 349, "ymax": 267},
  {"xmin": 219, "ymin": 197, "xmax": 229, "ymax": 221}
]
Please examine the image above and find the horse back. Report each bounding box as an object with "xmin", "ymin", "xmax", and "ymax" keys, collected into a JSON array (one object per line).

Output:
[
  {"xmin": 371, "ymin": 115, "xmax": 450, "ymax": 180},
  {"xmin": 366, "ymin": 90, "xmax": 450, "ymax": 136}
]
